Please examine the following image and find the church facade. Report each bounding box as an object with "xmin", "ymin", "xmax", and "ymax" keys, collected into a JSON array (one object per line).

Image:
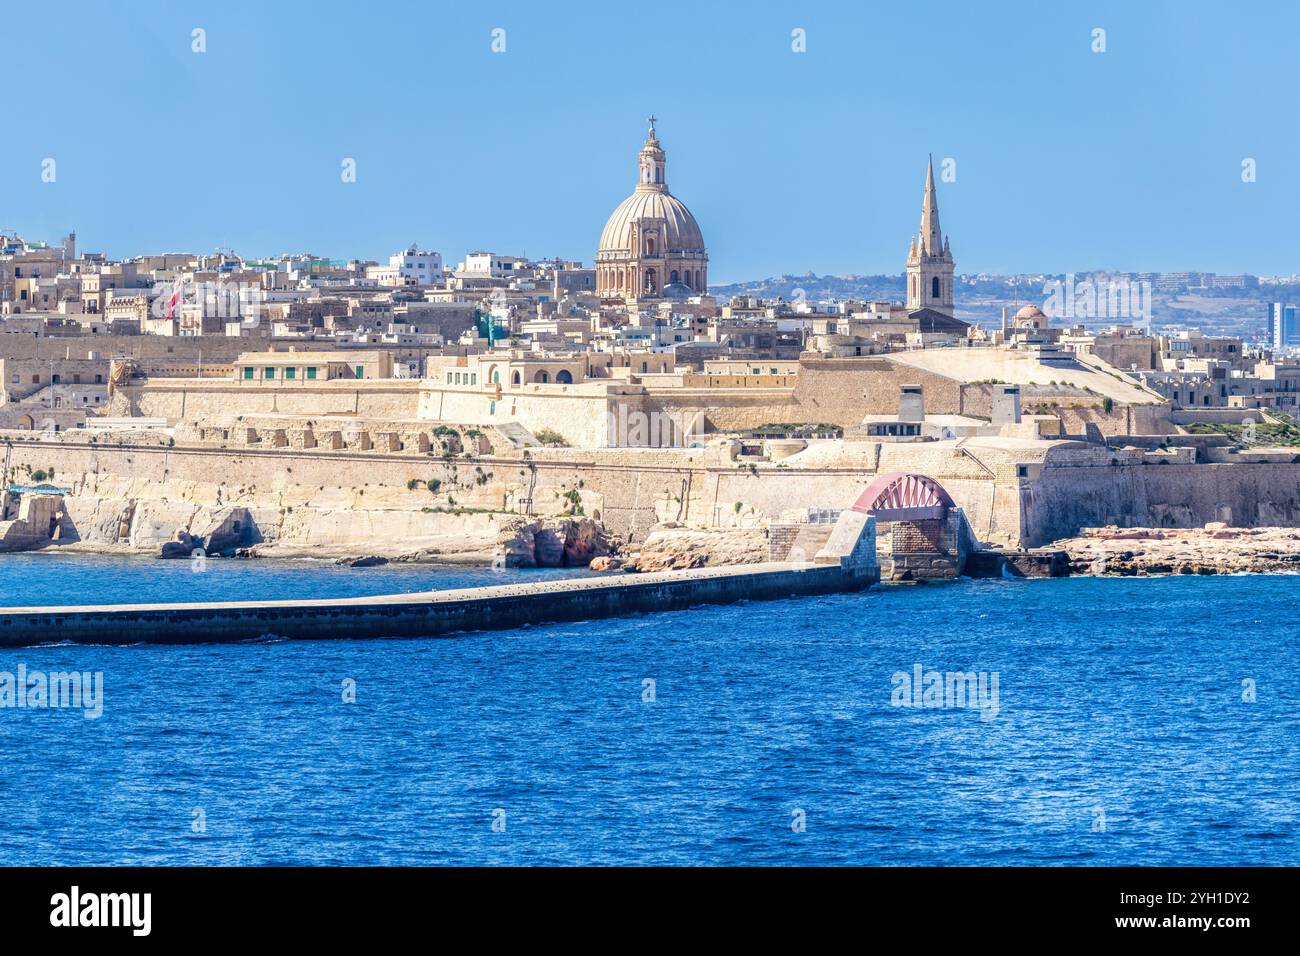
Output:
[{"xmin": 596, "ymin": 118, "xmax": 708, "ymax": 305}]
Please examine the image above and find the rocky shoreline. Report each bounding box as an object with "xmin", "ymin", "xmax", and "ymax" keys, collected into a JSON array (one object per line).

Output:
[{"xmin": 1052, "ymin": 524, "xmax": 1300, "ymax": 576}]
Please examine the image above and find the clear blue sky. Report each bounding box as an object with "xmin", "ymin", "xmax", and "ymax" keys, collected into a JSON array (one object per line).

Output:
[{"xmin": 2, "ymin": 0, "xmax": 1296, "ymax": 282}]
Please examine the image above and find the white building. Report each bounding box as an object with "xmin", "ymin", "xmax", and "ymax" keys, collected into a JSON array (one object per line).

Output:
[
  {"xmin": 456, "ymin": 252, "xmax": 525, "ymax": 279},
  {"xmin": 386, "ymin": 244, "xmax": 443, "ymax": 285}
]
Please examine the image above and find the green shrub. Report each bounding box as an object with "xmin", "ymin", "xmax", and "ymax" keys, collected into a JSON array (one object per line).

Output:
[{"xmin": 534, "ymin": 428, "xmax": 568, "ymax": 447}]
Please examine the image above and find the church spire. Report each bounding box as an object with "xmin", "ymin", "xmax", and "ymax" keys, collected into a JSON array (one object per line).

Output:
[
  {"xmin": 919, "ymin": 154, "xmax": 943, "ymax": 256},
  {"xmin": 906, "ymin": 154, "xmax": 955, "ymax": 315}
]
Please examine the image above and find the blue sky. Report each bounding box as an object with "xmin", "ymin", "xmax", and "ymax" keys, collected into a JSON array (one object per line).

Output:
[{"xmin": 2, "ymin": 0, "xmax": 1296, "ymax": 281}]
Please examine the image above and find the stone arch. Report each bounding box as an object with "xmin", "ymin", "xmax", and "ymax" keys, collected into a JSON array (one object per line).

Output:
[
  {"xmin": 511, "ymin": 370, "xmax": 521, "ymax": 385},
  {"xmin": 852, "ymin": 472, "xmax": 954, "ymax": 522},
  {"xmin": 555, "ymin": 369, "xmax": 573, "ymax": 384},
  {"xmin": 534, "ymin": 370, "xmax": 549, "ymax": 384}
]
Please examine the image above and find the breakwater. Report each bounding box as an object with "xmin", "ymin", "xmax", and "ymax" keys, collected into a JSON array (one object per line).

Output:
[{"xmin": 0, "ymin": 559, "xmax": 876, "ymax": 647}]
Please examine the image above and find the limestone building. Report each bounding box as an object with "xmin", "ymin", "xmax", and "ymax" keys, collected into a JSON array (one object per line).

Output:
[{"xmin": 596, "ymin": 118, "xmax": 708, "ymax": 305}]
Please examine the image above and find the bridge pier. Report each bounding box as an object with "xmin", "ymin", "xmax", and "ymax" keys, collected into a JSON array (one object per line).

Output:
[{"xmin": 877, "ymin": 508, "xmax": 969, "ymax": 582}]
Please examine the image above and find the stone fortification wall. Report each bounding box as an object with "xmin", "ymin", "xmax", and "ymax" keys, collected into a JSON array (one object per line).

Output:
[
  {"xmin": 111, "ymin": 379, "xmax": 423, "ymax": 423},
  {"xmin": 1022, "ymin": 460, "xmax": 1300, "ymax": 545},
  {"xmin": 5, "ymin": 431, "xmax": 1300, "ymax": 556}
]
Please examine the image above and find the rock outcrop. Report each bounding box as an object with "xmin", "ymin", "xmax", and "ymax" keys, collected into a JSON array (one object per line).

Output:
[
  {"xmin": 158, "ymin": 530, "xmax": 205, "ymax": 559},
  {"xmin": 495, "ymin": 517, "xmax": 613, "ymax": 568},
  {"xmin": 1053, "ymin": 523, "xmax": 1300, "ymax": 575},
  {"xmin": 629, "ymin": 524, "xmax": 768, "ymax": 572}
]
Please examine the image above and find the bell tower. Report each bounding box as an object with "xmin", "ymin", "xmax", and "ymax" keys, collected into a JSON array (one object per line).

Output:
[{"xmin": 906, "ymin": 155, "xmax": 955, "ymax": 315}]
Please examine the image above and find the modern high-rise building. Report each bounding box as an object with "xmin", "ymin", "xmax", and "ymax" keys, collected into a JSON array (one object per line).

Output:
[{"xmin": 1268, "ymin": 302, "xmax": 1300, "ymax": 350}]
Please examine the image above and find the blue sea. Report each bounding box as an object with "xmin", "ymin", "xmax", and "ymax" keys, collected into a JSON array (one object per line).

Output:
[{"xmin": 0, "ymin": 553, "xmax": 1296, "ymax": 866}]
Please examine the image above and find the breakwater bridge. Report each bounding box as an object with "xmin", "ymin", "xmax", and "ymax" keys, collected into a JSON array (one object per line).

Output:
[{"xmin": 0, "ymin": 510, "xmax": 881, "ymax": 647}]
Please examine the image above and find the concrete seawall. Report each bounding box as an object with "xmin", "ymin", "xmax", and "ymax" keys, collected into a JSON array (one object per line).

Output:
[{"xmin": 0, "ymin": 561, "xmax": 877, "ymax": 647}]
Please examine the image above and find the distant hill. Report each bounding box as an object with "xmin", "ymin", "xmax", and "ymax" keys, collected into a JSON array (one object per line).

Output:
[{"xmin": 710, "ymin": 272, "xmax": 1300, "ymax": 342}]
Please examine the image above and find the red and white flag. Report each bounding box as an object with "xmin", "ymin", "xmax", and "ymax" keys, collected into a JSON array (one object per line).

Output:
[{"xmin": 163, "ymin": 275, "xmax": 186, "ymax": 319}]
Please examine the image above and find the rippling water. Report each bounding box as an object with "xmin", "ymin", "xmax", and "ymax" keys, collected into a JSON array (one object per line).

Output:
[{"xmin": 0, "ymin": 554, "xmax": 1296, "ymax": 865}]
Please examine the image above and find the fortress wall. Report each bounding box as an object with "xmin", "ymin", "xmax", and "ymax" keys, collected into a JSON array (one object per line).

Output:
[
  {"xmin": 0, "ymin": 438, "xmax": 942, "ymax": 548},
  {"xmin": 0, "ymin": 334, "xmax": 253, "ymax": 362},
  {"xmin": 1024, "ymin": 461, "xmax": 1300, "ymax": 544},
  {"xmin": 420, "ymin": 386, "xmax": 633, "ymax": 448},
  {"xmin": 791, "ymin": 360, "xmax": 963, "ymax": 425},
  {"xmin": 10, "ymin": 435, "xmax": 1300, "ymax": 555},
  {"xmin": 417, "ymin": 384, "xmax": 803, "ymax": 447},
  {"xmin": 115, "ymin": 381, "xmax": 423, "ymax": 423},
  {"xmin": 644, "ymin": 391, "xmax": 803, "ymax": 433}
]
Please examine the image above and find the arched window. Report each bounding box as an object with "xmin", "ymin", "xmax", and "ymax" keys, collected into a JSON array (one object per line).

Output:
[
  {"xmin": 669, "ymin": 270, "xmax": 679, "ymax": 284},
  {"xmin": 931, "ymin": 276, "xmax": 940, "ymax": 299},
  {"xmin": 644, "ymin": 269, "xmax": 656, "ymax": 292},
  {"xmin": 534, "ymin": 370, "xmax": 549, "ymax": 383},
  {"xmin": 556, "ymin": 369, "xmax": 573, "ymax": 384},
  {"xmin": 511, "ymin": 371, "xmax": 521, "ymax": 385},
  {"xmin": 646, "ymin": 237, "xmax": 655, "ymax": 256}
]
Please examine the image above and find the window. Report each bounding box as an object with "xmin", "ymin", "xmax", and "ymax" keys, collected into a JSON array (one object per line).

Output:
[
  {"xmin": 264, "ymin": 367, "xmax": 275, "ymax": 379},
  {"xmin": 931, "ymin": 277, "xmax": 940, "ymax": 299},
  {"xmin": 285, "ymin": 367, "xmax": 296, "ymax": 379},
  {"xmin": 307, "ymin": 367, "xmax": 317, "ymax": 380},
  {"xmin": 355, "ymin": 366, "xmax": 364, "ymax": 379},
  {"xmin": 243, "ymin": 367, "xmax": 254, "ymax": 379}
]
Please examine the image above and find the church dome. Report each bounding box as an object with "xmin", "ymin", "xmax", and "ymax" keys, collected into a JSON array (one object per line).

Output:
[
  {"xmin": 595, "ymin": 118, "xmax": 708, "ymax": 302},
  {"xmin": 1015, "ymin": 304, "xmax": 1046, "ymax": 320},
  {"xmin": 660, "ymin": 281, "xmax": 695, "ymax": 299},
  {"xmin": 598, "ymin": 190, "xmax": 705, "ymax": 255}
]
